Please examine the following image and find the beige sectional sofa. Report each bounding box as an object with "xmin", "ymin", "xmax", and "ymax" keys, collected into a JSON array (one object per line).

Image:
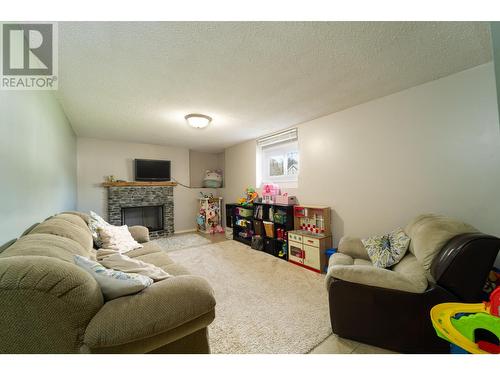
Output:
[{"xmin": 0, "ymin": 211, "xmax": 216, "ymax": 354}]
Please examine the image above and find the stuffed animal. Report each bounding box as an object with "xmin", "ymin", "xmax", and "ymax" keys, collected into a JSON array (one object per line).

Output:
[
  {"xmin": 203, "ymin": 170, "xmax": 223, "ymax": 188},
  {"xmin": 238, "ymin": 187, "xmax": 258, "ymax": 207}
]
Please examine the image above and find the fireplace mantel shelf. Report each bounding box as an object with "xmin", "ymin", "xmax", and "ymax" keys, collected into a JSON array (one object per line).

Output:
[{"xmin": 102, "ymin": 181, "xmax": 178, "ymax": 187}]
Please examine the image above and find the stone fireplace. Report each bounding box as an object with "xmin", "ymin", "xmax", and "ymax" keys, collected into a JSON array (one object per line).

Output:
[{"xmin": 106, "ymin": 185, "xmax": 174, "ymax": 239}]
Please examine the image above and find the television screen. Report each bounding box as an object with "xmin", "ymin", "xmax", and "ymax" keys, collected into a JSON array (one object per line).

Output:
[{"xmin": 134, "ymin": 159, "xmax": 171, "ymax": 181}]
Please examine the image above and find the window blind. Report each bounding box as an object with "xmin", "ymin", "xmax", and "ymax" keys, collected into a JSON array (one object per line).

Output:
[{"xmin": 256, "ymin": 128, "xmax": 298, "ymax": 149}]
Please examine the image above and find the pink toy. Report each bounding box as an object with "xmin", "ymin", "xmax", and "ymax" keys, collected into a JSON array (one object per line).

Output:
[{"xmin": 262, "ymin": 183, "xmax": 280, "ymax": 196}]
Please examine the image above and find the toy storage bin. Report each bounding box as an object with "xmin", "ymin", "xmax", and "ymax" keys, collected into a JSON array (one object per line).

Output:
[
  {"xmin": 263, "ymin": 221, "xmax": 274, "ymax": 237},
  {"xmin": 235, "ymin": 207, "xmax": 253, "ymax": 218}
]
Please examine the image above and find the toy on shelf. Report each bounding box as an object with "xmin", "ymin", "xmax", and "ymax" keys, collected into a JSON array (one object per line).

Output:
[
  {"xmin": 237, "ymin": 187, "xmax": 258, "ymax": 207},
  {"xmin": 197, "ymin": 197, "xmax": 224, "ymax": 234},
  {"xmin": 202, "ymin": 169, "xmax": 223, "ymax": 188},
  {"xmin": 261, "ymin": 183, "xmax": 280, "ymax": 204},
  {"xmin": 430, "ymin": 286, "xmax": 500, "ymax": 354}
]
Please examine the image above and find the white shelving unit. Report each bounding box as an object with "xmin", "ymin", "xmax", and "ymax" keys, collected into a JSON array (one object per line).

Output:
[{"xmin": 197, "ymin": 197, "xmax": 223, "ymax": 233}]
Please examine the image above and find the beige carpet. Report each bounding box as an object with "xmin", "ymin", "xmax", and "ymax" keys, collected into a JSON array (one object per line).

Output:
[
  {"xmin": 168, "ymin": 240, "xmax": 332, "ymax": 354},
  {"xmin": 152, "ymin": 233, "xmax": 211, "ymax": 252}
]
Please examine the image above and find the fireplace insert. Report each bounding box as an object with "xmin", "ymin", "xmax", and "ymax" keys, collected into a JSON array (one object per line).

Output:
[{"xmin": 121, "ymin": 205, "xmax": 164, "ymax": 231}]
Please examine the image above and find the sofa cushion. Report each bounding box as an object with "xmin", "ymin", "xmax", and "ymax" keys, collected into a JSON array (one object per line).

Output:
[
  {"xmin": 326, "ymin": 262, "xmax": 427, "ymax": 293},
  {"xmin": 0, "ymin": 233, "xmax": 89, "ymax": 262},
  {"xmin": 83, "ymin": 275, "xmax": 216, "ymax": 350},
  {"xmin": 128, "ymin": 226, "xmax": 150, "ymax": 243},
  {"xmin": 126, "ymin": 241, "xmax": 162, "ymax": 258},
  {"xmin": 134, "ymin": 251, "xmax": 176, "ymax": 270},
  {"xmin": 30, "ymin": 218, "xmax": 94, "ymax": 253},
  {"xmin": 405, "ymin": 214, "xmax": 477, "ymax": 274}
]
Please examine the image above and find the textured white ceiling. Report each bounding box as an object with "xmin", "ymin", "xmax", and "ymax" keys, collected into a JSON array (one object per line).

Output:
[{"xmin": 56, "ymin": 22, "xmax": 492, "ymax": 152}]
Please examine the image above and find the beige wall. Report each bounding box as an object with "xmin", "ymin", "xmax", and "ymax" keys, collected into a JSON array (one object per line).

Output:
[
  {"xmin": 189, "ymin": 150, "xmax": 225, "ymax": 187},
  {"xmin": 0, "ymin": 91, "xmax": 77, "ymax": 244},
  {"xmin": 77, "ymin": 138, "xmax": 217, "ymax": 233},
  {"xmin": 223, "ymin": 63, "xmax": 500, "ymax": 261}
]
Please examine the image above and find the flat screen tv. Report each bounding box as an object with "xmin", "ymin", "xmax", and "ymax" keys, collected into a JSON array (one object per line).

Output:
[{"xmin": 134, "ymin": 159, "xmax": 171, "ymax": 181}]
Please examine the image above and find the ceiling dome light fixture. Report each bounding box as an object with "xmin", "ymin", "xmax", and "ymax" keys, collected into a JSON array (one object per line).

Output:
[{"xmin": 185, "ymin": 113, "xmax": 212, "ymax": 129}]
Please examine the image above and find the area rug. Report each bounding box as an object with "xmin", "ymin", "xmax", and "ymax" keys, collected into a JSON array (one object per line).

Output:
[
  {"xmin": 152, "ymin": 233, "xmax": 211, "ymax": 252},
  {"xmin": 167, "ymin": 240, "xmax": 332, "ymax": 354}
]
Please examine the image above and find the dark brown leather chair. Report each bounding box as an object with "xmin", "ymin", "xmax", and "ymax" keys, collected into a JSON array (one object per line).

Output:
[{"xmin": 327, "ymin": 232, "xmax": 500, "ymax": 353}]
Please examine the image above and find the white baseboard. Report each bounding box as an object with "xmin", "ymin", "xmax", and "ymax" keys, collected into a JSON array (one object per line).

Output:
[{"xmin": 174, "ymin": 228, "xmax": 197, "ymax": 234}]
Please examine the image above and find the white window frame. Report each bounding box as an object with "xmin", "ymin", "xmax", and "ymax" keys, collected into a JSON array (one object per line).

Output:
[{"xmin": 256, "ymin": 128, "xmax": 299, "ymax": 188}]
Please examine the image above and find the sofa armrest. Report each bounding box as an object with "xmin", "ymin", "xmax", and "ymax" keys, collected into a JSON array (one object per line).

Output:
[
  {"xmin": 326, "ymin": 263, "xmax": 428, "ymax": 293},
  {"xmin": 83, "ymin": 275, "xmax": 216, "ymax": 350},
  {"xmin": 0, "ymin": 256, "xmax": 104, "ymax": 353},
  {"xmin": 128, "ymin": 225, "xmax": 150, "ymax": 243},
  {"xmin": 338, "ymin": 236, "xmax": 370, "ymax": 261}
]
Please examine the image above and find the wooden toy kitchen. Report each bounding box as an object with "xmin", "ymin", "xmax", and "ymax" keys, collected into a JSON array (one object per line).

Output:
[{"xmin": 287, "ymin": 205, "xmax": 332, "ymax": 273}]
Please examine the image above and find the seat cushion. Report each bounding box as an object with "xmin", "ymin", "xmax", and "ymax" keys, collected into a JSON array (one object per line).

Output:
[
  {"xmin": 126, "ymin": 242, "xmax": 162, "ymax": 258},
  {"xmin": 30, "ymin": 218, "xmax": 94, "ymax": 253},
  {"xmin": 327, "ymin": 251, "xmax": 428, "ymax": 293},
  {"xmin": 0, "ymin": 233, "xmax": 89, "ymax": 262},
  {"xmin": 134, "ymin": 251, "xmax": 176, "ymax": 269},
  {"xmin": 405, "ymin": 214, "xmax": 478, "ymax": 273},
  {"xmin": 83, "ymin": 275, "xmax": 216, "ymax": 350}
]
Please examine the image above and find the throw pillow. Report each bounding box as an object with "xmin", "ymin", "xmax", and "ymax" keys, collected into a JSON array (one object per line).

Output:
[
  {"xmin": 74, "ymin": 255, "xmax": 153, "ymax": 300},
  {"xmin": 98, "ymin": 224, "xmax": 143, "ymax": 253},
  {"xmin": 88, "ymin": 211, "xmax": 110, "ymax": 248},
  {"xmin": 362, "ymin": 228, "xmax": 410, "ymax": 268},
  {"xmin": 388, "ymin": 227, "xmax": 411, "ymax": 264}
]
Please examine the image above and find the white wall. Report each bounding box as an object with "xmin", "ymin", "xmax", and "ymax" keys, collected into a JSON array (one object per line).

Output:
[
  {"xmin": 189, "ymin": 150, "xmax": 225, "ymax": 187},
  {"xmin": 0, "ymin": 91, "xmax": 77, "ymax": 244},
  {"xmin": 224, "ymin": 63, "xmax": 500, "ymax": 267},
  {"xmin": 77, "ymin": 138, "xmax": 216, "ymax": 232}
]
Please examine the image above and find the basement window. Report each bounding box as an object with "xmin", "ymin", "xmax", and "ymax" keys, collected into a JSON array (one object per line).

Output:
[{"xmin": 256, "ymin": 128, "xmax": 299, "ymax": 188}]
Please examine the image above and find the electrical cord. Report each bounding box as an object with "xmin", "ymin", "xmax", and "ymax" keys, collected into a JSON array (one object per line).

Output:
[{"xmin": 171, "ymin": 178, "xmax": 217, "ymax": 189}]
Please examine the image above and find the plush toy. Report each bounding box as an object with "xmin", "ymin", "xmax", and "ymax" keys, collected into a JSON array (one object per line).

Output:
[
  {"xmin": 238, "ymin": 187, "xmax": 258, "ymax": 207},
  {"xmin": 203, "ymin": 170, "xmax": 223, "ymax": 188}
]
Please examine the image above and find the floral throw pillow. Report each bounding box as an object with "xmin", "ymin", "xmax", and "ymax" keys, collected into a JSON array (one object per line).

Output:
[
  {"xmin": 88, "ymin": 211, "xmax": 110, "ymax": 248},
  {"xmin": 362, "ymin": 228, "xmax": 410, "ymax": 268}
]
